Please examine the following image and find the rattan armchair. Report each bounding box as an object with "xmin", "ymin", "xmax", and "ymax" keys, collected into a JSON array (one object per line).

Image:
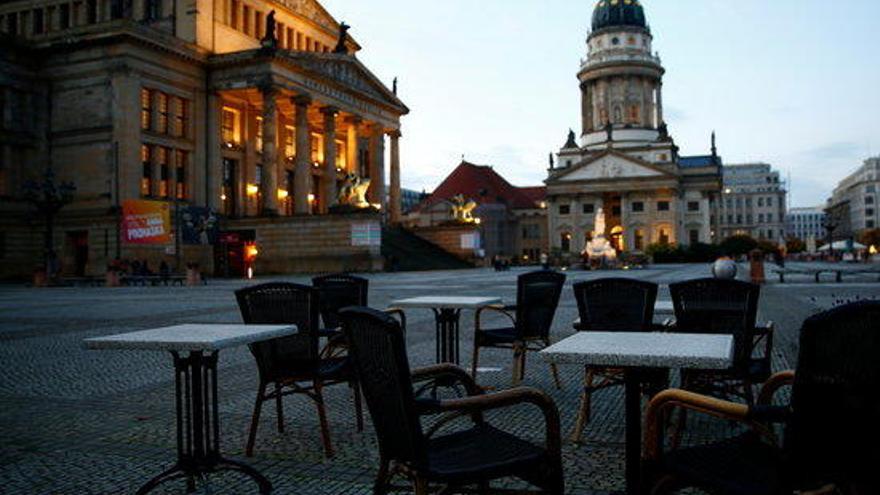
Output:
[
  {"xmin": 472, "ymin": 270, "xmax": 566, "ymax": 388},
  {"xmin": 569, "ymin": 278, "xmax": 669, "ymax": 442},
  {"xmin": 341, "ymin": 307, "xmax": 564, "ymax": 495},
  {"xmin": 642, "ymin": 301, "xmax": 880, "ymax": 495},
  {"xmin": 235, "ymin": 282, "xmax": 363, "ymax": 458}
]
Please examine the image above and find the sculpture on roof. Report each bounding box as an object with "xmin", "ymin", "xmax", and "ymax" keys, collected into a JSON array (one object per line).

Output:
[
  {"xmin": 338, "ymin": 172, "xmax": 371, "ymax": 209},
  {"xmin": 392, "ymin": 77, "xmax": 398, "ymax": 95},
  {"xmin": 333, "ymin": 22, "xmax": 351, "ymax": 54},
  {"xmin": 450, "ymin": 194, "xmax": 478, "ymax": 224},
  {"xmin": 548, "ymin": 153, "xmax": 555, "ymax": 169},
  {"xmin": 261, "ymin": 10, "xmax": 278, "ymax": 48}
]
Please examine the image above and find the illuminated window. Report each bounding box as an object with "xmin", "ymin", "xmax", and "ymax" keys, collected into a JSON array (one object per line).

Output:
[
  {"xmin": 335, "ymin": 139, "xmax": 346, "ymax": 169},
  {"xmin": 140, "ymin": 145, "xmax": 152, "ymax": 197},
  {"xmin": 229, "ymin": 0, "xmax": 239, "ymax": 28},
  {"xmin": 634, "ymin": 229, "xmax": 644, "ymax": 251},
  {"xmin": 284, "ymin": 125, "xmax": 295, "ymax": 158},
  {"xmin": 221, "ymin": 107, "xmax": 240, "ymax": 144},
  {"xmin": 140, "ymin": 89, "xmax": 152, "ymax": 130},
  {"xmin": 658, "ymin": 229, "xmax": 669, "ymax": 245},
  {"xmin": 310, "ymin": 133, "xmax": 323, "ymax": 163},
  {"xmin": 175, "ymin": 150, "xmax": 187, "ymax": 199},
  {"xmin": 242, "ymin": 5, "xmax": 250, "ymax": 35},
  {"xmin": 255, "ymin": 116, "xmax": 263, "ymax": 153},
  {"xmin": 156, "ymin": 92, "xmax": 168, "ymax": 134},
  {"xmin": 172, "ymin": 97, "xmax": 187, "ymax": 137},
  {"xmin": 157, "ymin": 147, "xmax": 169, "ymax": 198}
]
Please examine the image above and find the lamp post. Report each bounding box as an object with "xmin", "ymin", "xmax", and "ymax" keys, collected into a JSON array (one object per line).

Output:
[
  {"xmin": 822, "ymin": 217, "xmax": 838, "ymax": 260},
  {"xmin": 22, "ymin": 169, "xmax": 76, "ymax": 283}
]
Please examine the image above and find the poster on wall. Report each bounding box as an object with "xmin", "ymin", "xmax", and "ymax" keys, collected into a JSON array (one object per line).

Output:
[
  {"xmin": 351, "ymin": 222, "xmax": 381, "ymax": 246},
  {"xmin": 460, "ymin": 232, "xmax": 481, "ymax": 250},
  {"xmin": 181, "ymin": 207, "xmax": 219, "ymax": 245},
  {"xmin": 121, "ymin": 200, "xmax": 171, "ymax": 245}
]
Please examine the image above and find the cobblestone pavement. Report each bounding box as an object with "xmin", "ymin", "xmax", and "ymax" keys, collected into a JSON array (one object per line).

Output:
[{"xmin": 1, "ymin": 262, "xmax": 878, "ymax": 494}]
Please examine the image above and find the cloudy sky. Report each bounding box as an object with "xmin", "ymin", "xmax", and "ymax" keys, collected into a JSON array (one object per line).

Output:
[{"xmin": 321, "ymin": 0, "xmax": 880, "ymax": 207}]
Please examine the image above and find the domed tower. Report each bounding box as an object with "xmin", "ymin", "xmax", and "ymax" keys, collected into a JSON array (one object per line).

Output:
[{"xmin": 579, "ymin": 0, "xmax": 665, "ymax": 150}]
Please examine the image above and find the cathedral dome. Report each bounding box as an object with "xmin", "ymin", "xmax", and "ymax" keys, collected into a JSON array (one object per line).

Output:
[{"xmin": 591, "ymin": 0, "xmax": 648, "ymax": 32}]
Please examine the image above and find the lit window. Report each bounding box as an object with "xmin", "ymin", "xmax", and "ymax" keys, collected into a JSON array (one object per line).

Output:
[
  {"xmin": 221, "ymin": 107, "xmax": 240, "ymax": 144},
  {"xmin": 157, "ymin": 147, "xmax": 169, "ymax": 198},
  {"xmin": 255, "ymin": 116, "xmax": 263, "ymax": 153},
  {"xmin": 156, "ymin": 92, "xmax": 168, "ymax": 134},
  {"xmin": 141, "ymin": 145, "xmax": 152, "ymax": 197},
  {"xmin": 140, "ymin": 89, "xmax": 152, "ymax": 130},
  {"xmin": 284, "ymin": 125, "xmax": 295, "ymax": 158},
  {"xmin": 175, "ymin": 150, "xmax": 187, "ymax": 199},
  {"xmin": 172, "ymin": 97, "xmax": 187, "ymax": 138},
  {"xmin": 634, "ymin": 229, "xmax": 644, "ymax": 251}
]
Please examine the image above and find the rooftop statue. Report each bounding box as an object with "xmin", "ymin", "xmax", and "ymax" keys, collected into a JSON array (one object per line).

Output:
[
  {"xmin": 333, "ymin": 22, "xmax": 351, "ymax": 54},
  {"xmin": 450, "ymin": 194, "xmax": 478, "ymax": 223},
  {"xmin": 261, "ymin": 10, "xmax": 278, "ymax": 48}
]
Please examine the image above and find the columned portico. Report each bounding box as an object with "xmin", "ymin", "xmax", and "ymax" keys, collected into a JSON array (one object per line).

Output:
[
  {"xmin": 321, "ymin": 106, "xmax": 339, "ymax": 213},
  {"xmin": 260, "ymin": 85, "xmax": 280, "ymax": 216},
  {"xmin": 292, "ymin": 94, "xmax": 312, "ymax": 215},
  {"xmin": 388, "ymin": 129, "xmax": 402, "ymax": 223},
  {"xmin": 368, "ymin": 124, "xmax": 385, "ymax": 207}
]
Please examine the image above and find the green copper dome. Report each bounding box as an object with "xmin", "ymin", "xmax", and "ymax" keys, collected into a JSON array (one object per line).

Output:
[{"xmin": 592, "ymin": 0, "xmax": 648, "ymax": 32}]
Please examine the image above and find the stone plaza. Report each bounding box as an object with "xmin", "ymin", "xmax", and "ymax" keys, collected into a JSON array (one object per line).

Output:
[{"xmin": 2, "ymin": 263, "xmax": 879, "ymax": 494}]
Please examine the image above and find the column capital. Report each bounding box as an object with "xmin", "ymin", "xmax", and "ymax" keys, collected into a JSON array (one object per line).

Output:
[
  {"xmin": 320, "ymin": 105, "xmax": 340, "ymax": 116},
  {"xmin": 291, "ymin": 94, "xmax": 313, "ymax": 107},
  {"xmin": 387, "ymin": 129, "xmax": 402, "ymax": 139},
  {"xmin": 344, "ymin": 114, "xmax": 363, "ymax": 125},
  {"xmin": 257, "ymin": 82, "xmax": 280, "ymax": 97}
]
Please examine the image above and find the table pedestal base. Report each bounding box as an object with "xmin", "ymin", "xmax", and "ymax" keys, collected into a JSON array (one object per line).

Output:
[
  {"xmin": 432, "ymin": 308, "xmax": 462, "ymax": 364},
  {"xmin": 623, "ymin": 369, "xmax": 643, "ymax": 495},
  {"xmin": 136, "ymin": 351, "xmax": 271, "ymax": 495}
]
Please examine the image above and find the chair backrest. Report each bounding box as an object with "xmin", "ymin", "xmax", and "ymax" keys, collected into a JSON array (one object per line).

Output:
[
  {"xmin": 785, "ymin": 301, "xmax": 880, "ymax": 489},
  {"xmin": 339, "ymin": 307, "xmax": 427, "ymax": 468},
  {"xmin": 515, "ymin": 270, "xmax": 566, "ymax": 340},
  {"xmin": 669, "ymin": 278, "xmax": 759, "ymax": 372},
  {"xmin": 573, "ymin": 278, "xmax": 658, "ymax": 331},
  {"xmin": 235, "ymin": 282, "xmax": 321, "ymax": 381},
  {"xmin": 312, "ymin": 273, "xmax": 369, "ymax": 330}
]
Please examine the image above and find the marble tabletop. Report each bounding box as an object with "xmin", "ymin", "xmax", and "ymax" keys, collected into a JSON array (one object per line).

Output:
[
  {"xmin": 83, "ymin": 324, "xmax": 297, "ymax": 352},
  {"xmin": 541, "ymin": 331, "xmax": 733, "ymax": 369},
  {"xmin": 390, "ymin": 296, "xmax": 502, "ymax": 310}
]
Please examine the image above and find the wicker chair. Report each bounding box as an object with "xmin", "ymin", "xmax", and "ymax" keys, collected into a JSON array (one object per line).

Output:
[
  {"xmin": 472, "ymin": 270, "xmax": 567, "ymax": 387},
  {"xmin": 312, "ymin": 273, "xmax": 370, "ymax": 334},
  {"xmin": 235, "ymin": 282, "xmax": 363, "ymax": 458},
  {"xmin": 643, "ymin": 300, "xmax": 880, "ymax": 495},
  {"xmin": 340, "ymin": 307, "xmax": 564, "ymax": 495},
  {"xmin": 669, "ymin": 278, "xmax": 773, "ymax": 404},
  {"xmin": 569, "ymin": 278, "xmax": 669, "ymax": 442}
]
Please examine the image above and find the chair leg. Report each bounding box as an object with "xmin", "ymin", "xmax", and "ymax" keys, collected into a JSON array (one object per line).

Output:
[
  {"xmin": 549, "ymin": 363, "xmax": 562, "ymax": 390},
  {"xmin": 670, "ymin": 407, "xmax": 687, "ymax": 450},
  {"xmin": 314, "ymin": 380, "xmax": 335, "ymax": 458},
  {"xmin": 373, "ymin": 459, "xmax": 391, "ymax": 495},
  {"xmin": 274, "ymin": 383, "xmax": 284, "ymax": 434},
  {"xmin": 571, "ymin": 367, "xmax": 594, "ymax": 443},
  {"xmin": 470, "ymin": 341, "xmax": 481, "ymax": 381},
  {"xmin": 246, "ymin": 385, "xmax": 267, "ymax": 457},
  {"xmin": 412, "ymin": 477, "xmax": 430, "ymax": 495},
  {"xmin": 520, "ymin": 346, "xmax": 528, "ymax": 382},
  {"xmin": 352, "ymin": 381, "xmax": 364, "ymax": 432},
  {"xmin": 512, "ymin": 344, "xmax": 525, "ymax": 386}
]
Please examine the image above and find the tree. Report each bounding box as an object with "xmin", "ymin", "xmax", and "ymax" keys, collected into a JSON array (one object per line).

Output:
[
  {"xmin": 719, "ymin": 235, "xmax": 758, "ymax": 256},
  {"xmin": 22, "ymin": 169, "xmax": 76, "ymax": 281},
  {"xmin": 785, "ymin": 237, "xmax": 806, "ymax": 254}
]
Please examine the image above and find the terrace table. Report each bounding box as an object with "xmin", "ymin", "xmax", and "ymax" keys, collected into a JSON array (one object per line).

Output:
[
  {"xmin": 84, "ymin": 324, "xmax": 297, "ymax": 495},
  {"xmin": 390, "ymin": 296, "xmax": 502, "ymax": 364},
  {"xmin": 572, "ymin": 300, "xmax": 675, "ymax": 328},
  {"xmin": 541, "ymin": 331, "xmax": 733, "ymax": 495}
]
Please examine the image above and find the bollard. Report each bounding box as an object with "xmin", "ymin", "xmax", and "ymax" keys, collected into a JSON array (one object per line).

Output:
[{"xmin": 712, "ymin": 257, "xmax": 737, "ymax": 279}]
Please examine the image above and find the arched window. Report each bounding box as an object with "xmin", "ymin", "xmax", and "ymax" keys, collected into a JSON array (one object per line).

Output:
[{"xmin": 560, "ymin": 233, "xmax": 572, "ymax": 253}]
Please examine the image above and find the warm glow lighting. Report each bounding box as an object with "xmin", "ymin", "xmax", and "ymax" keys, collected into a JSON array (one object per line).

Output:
[
  {"xmin": 246, "ymin": 184, "xmax": 259, "ymax": 196},
  {"xmin": 539, "ymin": 201, "xmax": 547, "ymax": 209},
  {"xmin": 247, "ymin": 267, "xmax": 254, "ymax": 279},
  {"xmin": 724, "ymin": 188, "xmax": 732, "ymax": 194},
  {"xmin": 307, "ymin": 194, "xmax": 316, "ymax": 203},
  {"xmin": 871, "ymin": 245, "xmax": 878, "ymax": 255},
  {"xmin": 313, "ymin": 161, "xmax": 321, "ymax": 168},
  {"xmin": 220, "ymin": 193, "xmax": 227, "ymax": 201},
  {"xmin": 245, "ymin": 245, "xmax": 259, "ymax": 259},
  {"xmin": 277, "ymin": 189, "xmax": 289, "ymax": 200},
  {"xmin": 474, "ymin": 218, "xmax": 482, "ymax": 225}
]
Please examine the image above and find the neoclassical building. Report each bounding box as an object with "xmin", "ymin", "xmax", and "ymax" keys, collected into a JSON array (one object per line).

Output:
[
  {"xmin": 0, "ymin": 0, "xmax": 408, "ymax": 277},
  {"xmin": 546, "ymin": 0, "xmax": 722, "ymax": 256}
]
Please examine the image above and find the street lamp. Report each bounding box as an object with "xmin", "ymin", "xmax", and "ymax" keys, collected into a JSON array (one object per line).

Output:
[
  {"xmin": 22, "ymin": 169, "xmax": 76, "ymax": 282},
  {"xmin": 822, "ymin": 217, "xmax": 838, "ymax": 260}
]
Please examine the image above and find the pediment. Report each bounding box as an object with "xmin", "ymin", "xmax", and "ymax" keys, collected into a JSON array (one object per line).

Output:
[
  {"xmin": 277, "ymin": 0, "xmax": 336, "ymax": 31},
  {"xmin": 553, "ymin": 152, "xmax": 674, "ymax": 182}
]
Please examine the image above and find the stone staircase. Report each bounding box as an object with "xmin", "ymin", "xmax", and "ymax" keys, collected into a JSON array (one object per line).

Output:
[{"xmin": 381, "ymin": 226, "xmax": 473, "ymax": 272}]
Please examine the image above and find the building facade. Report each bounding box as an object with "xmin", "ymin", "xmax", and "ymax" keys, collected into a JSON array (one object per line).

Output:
[
  {"xmin": 827, "ymin": 156, "xmax": 880, "ymax": 238},
  {"xmin": 786, "ymin": 206, "xmax": 826, "ymax": 243},
  {"xmin": 406, "ymin": 162, "xmax": 548, "ymax": 263},
  {"xmin": 0, "ymin": 0, "xmax": 408, "ymax": 278},
  {"xmin": 717, "ymin": 163, "xmax": 787, "ymax": 242}
]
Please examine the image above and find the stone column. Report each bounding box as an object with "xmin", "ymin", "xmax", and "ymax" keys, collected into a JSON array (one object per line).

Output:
[
  {"xmin": 345, "ymin": 115, "xmax": 361, "ymax": 173},
  {"xmin": 368, "ymin": 124, "xmax": 385, "ymax": 207},
  {"xmin": 292, "ymin": 94, "xmax": 312, "ymax": 214},
  {"xmin": 656, "ymin": 82, "xmax": 664, "ymax": 127},
  {"xmin": 388, "ymin": 129, "xmax": 402, "ymax": 223},
  {"xmin": 320, "ymin": 106, "xmax": 339, "ymax": 213},
  {"xmin": 259, "ymin": 85, "xmax": 279, "ymax": 215},
  {"xmin": 581, "ymin": 82, "xmax": 591, "ymax": 135}
]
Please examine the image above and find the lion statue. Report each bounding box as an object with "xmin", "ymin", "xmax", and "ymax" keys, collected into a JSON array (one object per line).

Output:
[
  {"xmin": 337, "ymin": 172, "xmax": 372, "ymax": 209},
  {"xmin": 450, "ymin": 194, "xmax": 478, "ymax": 223}
]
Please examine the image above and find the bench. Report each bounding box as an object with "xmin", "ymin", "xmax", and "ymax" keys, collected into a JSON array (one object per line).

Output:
[{"xmin": 121, "ymin": 275, "xmax": 187, "ymax": 287}]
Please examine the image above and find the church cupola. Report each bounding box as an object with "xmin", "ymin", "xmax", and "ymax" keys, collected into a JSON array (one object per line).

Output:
[{"xmin": 591, "ymin": 0, "xmax": 648, "ymax": 33}]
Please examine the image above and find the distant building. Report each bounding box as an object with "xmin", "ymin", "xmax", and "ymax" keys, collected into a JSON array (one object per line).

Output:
[
  {"xmin": 717, "ymin": 163, "xmax": 787, "ymax": 243},
  {"xmin": 406, "ymin": 161, "xmax": 548, "ymax": 262},
  {"xmin": 827, "ymin": 156, "xmax": 880, "ymax": 238},
  {"xmin": 399, "ymin": 188, "xmax": 425, "ymax": 215},
  {"xmin": 786, "ymin": 206, "xmax": 826, "ymax": 242}
]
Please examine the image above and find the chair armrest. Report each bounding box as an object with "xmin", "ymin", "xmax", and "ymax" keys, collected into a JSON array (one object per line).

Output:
[
  {"xmin": 431, "ymin": 387, "xmax": 561, "ymax": 455},
  {"xmin": 751, "ymin": 321, "xmax": 774, "ymax": 358},
  {"xmin": 476, "ymin": 304, "xmax": 516, "ymax": 332},
  {"xmin": 411, "ymin": 364, "xmax": 483, "ymax": 397},
  {"xmin": 318, "ymin": 327, "xmax": 342, "ymax": 338},
  {"xmin": 644, "ymin": 389, "xmax": 750, "ymax": 460},
  {"xmin": 384, "ymin": 308, "xmax": 407, "ymax": 331},
  {"xmin": 757, "ymin": 370, "xmax": 795, "ymax": 406}
]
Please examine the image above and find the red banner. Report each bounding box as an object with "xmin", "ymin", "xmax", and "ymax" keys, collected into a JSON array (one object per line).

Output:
[{"xmin": 122, "ymin": 200, "xmax": 171, "ymax": 244}]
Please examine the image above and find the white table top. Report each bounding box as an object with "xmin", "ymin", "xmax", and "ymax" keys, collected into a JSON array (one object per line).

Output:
[
  {"xmin": 390, "ymin": 296, "xmax": 502, "ymax": 310},
  {"xmin": 84, "ymin": 324, "xmax": 298, "ymax": 352},
  {"xmin": 541, "ymin": 331, "xmax": 733, "ymax": 369}
]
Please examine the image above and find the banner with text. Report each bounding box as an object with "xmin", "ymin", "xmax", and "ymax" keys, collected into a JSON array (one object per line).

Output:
[{"xmin": 122, "ymin": 200, "xmax": 171, "ymax": 245}]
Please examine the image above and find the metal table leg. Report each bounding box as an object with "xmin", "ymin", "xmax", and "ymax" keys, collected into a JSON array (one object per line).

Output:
[
  {"xmin": 136, "ymin": 351, "xmax": 272, "ymax": 495},
  {"xmin": 623, "ymin": 368, "xmax": 642, "ymax": 495}
]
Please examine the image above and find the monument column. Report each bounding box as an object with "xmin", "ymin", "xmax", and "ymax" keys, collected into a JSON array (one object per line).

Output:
[
  {"xmin": 367, "ymin": 124, "xmax": 385, "ymax": 207},
  {"xmin": 259, "ymin": 85, "xmax": 279, "ymax": 216},
  {"xmin": 292, "ymin": 94, "xmax": 312, "ymax": 214},
  {"xmin": 345, "ymin": 115, "xmax": 361, "ymax": 173},
  {"xmin": 388, "ymin": 129, "xmax": 402, "ymax": 223},
  {"xmin": 320, "ymin": 106, "xmax": 339, "ymax": 213}
]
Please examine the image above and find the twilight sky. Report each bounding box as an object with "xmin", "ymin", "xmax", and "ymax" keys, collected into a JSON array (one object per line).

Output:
[{"xmin": 321, "ymin": 0, "xmax": 880, "ymax": 207}]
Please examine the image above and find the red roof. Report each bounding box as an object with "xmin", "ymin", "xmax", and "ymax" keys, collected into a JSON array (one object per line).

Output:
[{"xmin": 416, "ymin": 161, "xmax": 545, "ymax": 211}]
